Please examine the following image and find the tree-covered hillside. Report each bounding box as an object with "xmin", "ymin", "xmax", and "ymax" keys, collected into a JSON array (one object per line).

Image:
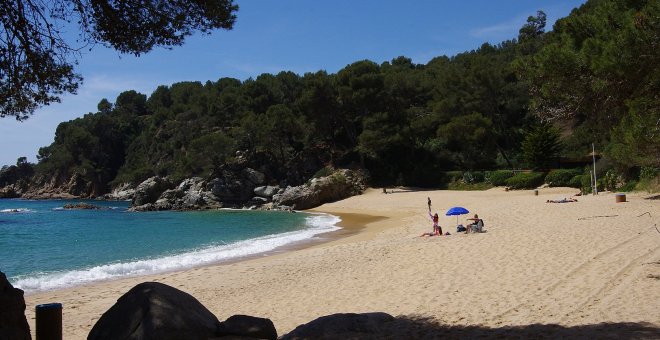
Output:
[{"xmin": 6, "ymin": 0, "xmax": 659, "ymax": 197}]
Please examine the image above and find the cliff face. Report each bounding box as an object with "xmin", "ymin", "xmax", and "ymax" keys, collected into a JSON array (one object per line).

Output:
[{"xmin": 21, "ymin": 172, "xmax": 99, "ymax": 199}]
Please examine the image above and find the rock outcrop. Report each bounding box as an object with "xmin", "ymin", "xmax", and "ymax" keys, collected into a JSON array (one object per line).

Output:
[
  {"xmin": 273, "ymin": 169, "xmax": 366, "ymax": 210},
  {"xmin": 62, "ymin": 203, "xmax": 103, "ymax": 210},
  {"xmin": 0, "ymin": 185, "xmax": 21, "ymax": 198},
  {"xmin": 129, "ymin": 168, "xmax": 365, "ymax": 212},
  {"xmin": 131, "ymin": 176, "xmax": 174, "ymax": 207},
  {"xmin": 0, "ymin": 271, "xmax": 31, "ymax": 340},
  {"xmin": 88, "ymin": 282, "xmax": 220, "ymax": 340},
  {"xmin": 100, "ymin": 183, "xmax": 135, "ymax": 201}
]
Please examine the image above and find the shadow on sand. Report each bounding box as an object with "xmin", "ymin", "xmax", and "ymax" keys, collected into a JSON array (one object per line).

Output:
[{"xmin": 374, "ymin": 316, "xmax": 659, "ymax": 339}]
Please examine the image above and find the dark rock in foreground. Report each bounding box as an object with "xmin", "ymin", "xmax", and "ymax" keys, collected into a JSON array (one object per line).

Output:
[
  {"xmin": 280, "ymin": 312, "xmax": 396, "ymax": 340},
  {"xmin": 88, "ymin": 282, "xmax": 220, "ymax": 340},
  {"xmin": 0, "ymin": 271, "xmax": 31, "ymax": 340},
  {"xmin": 218, "ymin": 314, "xmax": 277, "ymax": 340}
]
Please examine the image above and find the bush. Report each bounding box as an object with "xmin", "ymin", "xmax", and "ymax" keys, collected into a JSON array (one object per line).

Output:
[
  {"xmin": 619, "ymin": 181, "xmax": 638, "ymax": 192},
  {"xmin": 487, "ymin": 170, "xmax": 514, "ymax": 186},
  {"xmin": 640, "ymin": 166, "xmax": 658, "ymax": 180},
  {"xmin": 470, "ymin": 171, "xmax": 486, "ymax": 183},
  {"xmin": 445, "ymin": 171, "xmax": 464, "ymax": 183},
  {"xmin": 313, "ymin": 166, "xmax": 334, "ymax": 179},
  {"xmin": 447, "ymin": 181, "xmax": 493, "ymax": 191},
  {"xmin": 568, "ymin": 175, "xmax": 583, "ymax": 188},
  {"xmin": 505, "ymin": 172, "xmax": 546, "ymax": 190},
  {"xmin": 545, "ymin": 168, "xmax": 583, "ymax": 187}
]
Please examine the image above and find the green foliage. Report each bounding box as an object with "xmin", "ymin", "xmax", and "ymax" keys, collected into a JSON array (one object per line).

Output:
[
  {"xmin": 22, "ymin": 2, "xmax": 659, "ymax": 195},
  {"xmin": 313, "ymin": 166, "xmax": 334, "ymax": 179},
  {"xmin": 519, "ymin": 0, "xmax": 659, "ymax": 173},
  {"xmin": 504, "ymin": 172, "xmax": 546, "ymax": 190},
  {"xmin": 0, "ymin": 0, "xmax": 238, "ymax": 120},
  {"xmin": 568, "ymin": 175, "xmax": 583, "ymax": 189},
  {"xmin": 487, "ymin": 170, "xmax": 514, "ymax": 186},
  {"xmin": 545, "ymin": 168, "xmax": 583, "ymax": 187},
  {"xmin": 521, "ymin": 123, "xmax": 562, "ymax": 170},
  {"xmin": 618, "ymin": 181, "xmax": 638, "ymax": 192},
  {"xmin": 603, "ymin": 169, "xmax": 622, "ymax": 191},
  {"xmin": 447, "ymin": 181, "xmax": 493, "ymax": 191},
  {"xmin": 640, "ymin": 167, "xmax": 658, "ymax": 180}
]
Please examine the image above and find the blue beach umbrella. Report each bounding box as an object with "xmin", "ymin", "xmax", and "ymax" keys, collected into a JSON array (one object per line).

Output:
[{"xmin": 446, "ymin": 206, "xmax": 469, "ymax": 225}]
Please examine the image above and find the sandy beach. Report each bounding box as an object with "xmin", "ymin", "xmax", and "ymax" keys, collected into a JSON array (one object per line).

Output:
[{"xmin": 24, "ymin": 187, "xmax": 660, "ymax": 338}]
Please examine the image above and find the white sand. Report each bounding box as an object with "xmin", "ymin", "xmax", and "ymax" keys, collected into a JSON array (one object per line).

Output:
[{"xmin": 24, "ymin": 188, "xmax": 660, "ymax": 338}]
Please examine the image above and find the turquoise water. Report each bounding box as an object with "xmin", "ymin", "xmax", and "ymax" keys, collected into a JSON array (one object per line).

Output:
[{"xmin": 0, "ymin": 199, "xmax": 340, "ymax": 293}]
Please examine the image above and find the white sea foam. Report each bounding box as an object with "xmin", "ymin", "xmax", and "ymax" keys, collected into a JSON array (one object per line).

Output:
[
  {"xmin": 0, "ymin": 208, "xmax": 34, "ymax": 213},
  {"xmin": 14, "ymin": 213, "xmax": 341, "ymax": 293}
]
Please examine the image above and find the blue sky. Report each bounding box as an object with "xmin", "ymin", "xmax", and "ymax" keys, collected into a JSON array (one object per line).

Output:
[{"xmin": 0, "ymin": 0, "xmax": 586, "ymax": 166}]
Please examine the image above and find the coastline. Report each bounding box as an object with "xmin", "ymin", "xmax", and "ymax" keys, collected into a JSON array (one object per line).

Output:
[{"xmin": 23, "ymin": 187, "xmax": 660, "ymax": 339}]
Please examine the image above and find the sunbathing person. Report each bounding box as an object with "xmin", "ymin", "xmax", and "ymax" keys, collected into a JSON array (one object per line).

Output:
[{"xmin": 546, "ymin": 198, "xmax": 578, "ymax": 203}]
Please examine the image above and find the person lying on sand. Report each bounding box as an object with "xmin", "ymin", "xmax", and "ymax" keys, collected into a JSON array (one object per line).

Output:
[{"xmin": 546, "ymin": 198, "xmax": 578, "ymax": 203}]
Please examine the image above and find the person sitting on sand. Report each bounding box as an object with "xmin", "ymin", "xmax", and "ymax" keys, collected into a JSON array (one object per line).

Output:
[
  {"xmin": 546, "ymin": 198, "xmax": 578, "ymax": 203},
  {"xmin": 466, "ymin": 214, "xmax": 484, "ymax": 233}
]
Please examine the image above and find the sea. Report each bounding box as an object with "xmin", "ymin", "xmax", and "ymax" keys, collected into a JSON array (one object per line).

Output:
[{"xmin": 0, "ymin": 199, "xmax": 341, "ymax": 293}]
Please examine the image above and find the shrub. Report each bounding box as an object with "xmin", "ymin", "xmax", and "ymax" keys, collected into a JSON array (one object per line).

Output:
[
  {"xmin": 568, "ymin": 175, "xmax": 583, "ymax": 188},
  {"xmin": 505, "ymin": 172, "xmax": 546, "ymax": 190},
  {"xmin": 445, "ymin": 171, "xmax": 464, "ymax": 183},
  {"xmin": 470, "ymin": 171, "xmax": 486, "ymax": 183},
  {"xmin": 619, "ymin": 181, "xmax": 638, "ymax": 192},
  {"xmin": 447, "ymin": 181, "xmax": 493, "ymax": 191},
  {"xmin": 640, "ymin": 166, "xmax": 658, "ymax": 180},
  {"xmin": 313, "ymin": 166, "xmax": 334, "ymax": 179},
  {"xmin": 545, "ymin": 168, "xmax": 583, "ymax": 187},
  {"xmin": 603, "ymin": 169, "xmax": 621, "ymax": 191},
  {"xmin": 487, "ymin": 170, "xmax": 514, "ymax": 186}
]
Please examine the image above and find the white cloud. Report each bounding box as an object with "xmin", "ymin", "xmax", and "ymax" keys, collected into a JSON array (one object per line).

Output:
[{"xmin": 469, "ymin": 15, "xmax": 527, "ymax": 40}]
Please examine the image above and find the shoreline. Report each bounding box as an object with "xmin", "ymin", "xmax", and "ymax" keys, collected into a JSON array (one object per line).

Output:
[
  {"xmin": 23, "ymin": 187, "xmax": 660, "ymax": 339},
  {"xmin": 18, "ymin": 209, "xmax": 380, "ymax": 296}
]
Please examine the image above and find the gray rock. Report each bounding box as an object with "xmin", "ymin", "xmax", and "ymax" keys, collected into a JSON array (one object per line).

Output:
[
  {"xmin": 273, "ymin": 169, "xmax": 365, "ymax": 210},
  {"xmin": 103, "ymin": 183, "xmax": 135, "ymax": 201},
  {"xmin": 280, "ymin": 312, "xmax": 395, "ymax": 340},
  {"xmin": 177, "ymin": 177, "xmax": 205, "ymax": 192},
  {"xmin": 207, "ymin": 177, "xmax": 254, "ymax": 203},
  {"xmin": 131, "ymin": 177, "xmax": 173, "ymax": 207},
  {"xmin": 217, "ymin": 314, "xmax": 277, "ymax": 340},
  {"xmin": 242, "ymin": 168, "xmax": 265, "ymax": 186},
  {"xmin": 253, "ymin": 185, "xmax": 280, "ymax": 198},
  {"xmin": 0, "ymin": 271, "xmax": 31, "ymax": 340},
  {"xmin": 245, "ymin": 196, "xmax": 269, "ymax": 207},
  {"xmin": 88, "ymin": 282, "xmax": 219, "ymax": 340}
]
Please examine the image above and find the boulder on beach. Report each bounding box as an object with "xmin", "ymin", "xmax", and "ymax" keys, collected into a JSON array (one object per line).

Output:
[
  {"xmin": 88, "ymin": 282, "xmax": 219, "ymax": 340},
  {"xmin": 280, "ymin": 312, "xmax": 395, "ymax": 339},
  {"xmin": 0, "ymin": 271, "xmax": 31, "ymax": 340},
  {"xmin": 217, "ymin": 314, "xmax": 277, "ymax": 340}
]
